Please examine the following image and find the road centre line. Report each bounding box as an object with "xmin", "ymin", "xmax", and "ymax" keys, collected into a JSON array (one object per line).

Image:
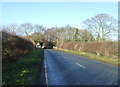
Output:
[{"xmin": 76, "ymin": 63, "xmax": 86, "ymax": 68}]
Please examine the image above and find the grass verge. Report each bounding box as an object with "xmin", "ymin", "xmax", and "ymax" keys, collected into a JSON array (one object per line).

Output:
[
  {"xmin": 55, "ymin": 49, "xmax": 118, "ymax": 67},
  {"xmin": 2, "ymin": 48, "xmax": 44, "ymax": 85}
]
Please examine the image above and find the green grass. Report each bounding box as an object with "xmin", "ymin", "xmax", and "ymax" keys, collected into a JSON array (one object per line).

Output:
[
  {"xmin": 2, "ymin": 48, "xmax": 44, "ymax": 85},
  {"xmin": 55, "ymin": 49, "xmax": 118, "ymax": 67}
]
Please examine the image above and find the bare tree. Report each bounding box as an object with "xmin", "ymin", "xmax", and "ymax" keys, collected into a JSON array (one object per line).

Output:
[
  {"xmin": 34, "ymin": 24, "xmax": 45, "ymax": 34},
  {"xmin": 1, "ymin": 24, "xmax": 19, "ymax": 34},
  {"xmin": 43, "ymin": 27, "xmax": 66, "ymax": 46},
  {"xmin": 83, "ymin": 13, "xmax": 117, "ymax": 41},
  {"xmin": 44, "ymin": 25, "xmax": 95, "ymax": 46},
  {"xmin": 18, "ymin": 23, "xmax": 33, "ymax": 36}
]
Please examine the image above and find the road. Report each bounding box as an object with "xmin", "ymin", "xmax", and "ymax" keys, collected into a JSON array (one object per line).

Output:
[{"xmin": 44, "ymin": 49, "xmax": 118, "ymax": 85}]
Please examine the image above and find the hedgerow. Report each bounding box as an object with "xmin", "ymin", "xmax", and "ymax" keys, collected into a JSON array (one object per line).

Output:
[
  {"xmin": 58, "ymin": 41, "xmax": 118, "ymax": 57},
  {"xmin": 2, "ymin": 31, "xmax": 34, "ymax": 65}
]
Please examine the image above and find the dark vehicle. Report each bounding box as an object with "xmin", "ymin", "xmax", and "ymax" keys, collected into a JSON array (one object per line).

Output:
[
  {"xmin": 44, "ymin": 46, "xmax": 53, "ymax": 49},
  {"xmin": 44, "ymin": 41, "xmax": 54, "ymax": 49},
  {"xmin": 40, "ymin": 42, "xmax": 43, "ymax": 48}
]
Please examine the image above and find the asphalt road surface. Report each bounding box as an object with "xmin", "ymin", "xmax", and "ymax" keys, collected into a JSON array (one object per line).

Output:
[{"xmin": 44, "ymin": 49, "xmax": 118, "ymax": 85}]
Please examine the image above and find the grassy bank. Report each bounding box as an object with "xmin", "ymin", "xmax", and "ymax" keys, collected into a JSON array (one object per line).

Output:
[
  {"xmin": 56, "ymin": 49, "xmax": 118, "ymax": 67},
  {"xmin": 2, "ymin": 48, "xmax": 44, "ymax": 85}
]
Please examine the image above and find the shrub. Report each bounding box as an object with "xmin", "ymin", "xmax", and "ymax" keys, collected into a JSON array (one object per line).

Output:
[
  {"xmin": 58, "ymin": 41, "xmax": 118, "ymax": 57},
  {"xmin": 2, "ymin": 31, "xmax": 34, "ymax": 65}
]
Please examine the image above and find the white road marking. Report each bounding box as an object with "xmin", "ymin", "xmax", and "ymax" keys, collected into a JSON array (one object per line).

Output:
[
  {"xmin": 76, "ymin": 63, "xmax": 85, "ymax": 68},
  {"xmin": 44, "ymin": 52, "xmax": 48, "ymax": 86}
]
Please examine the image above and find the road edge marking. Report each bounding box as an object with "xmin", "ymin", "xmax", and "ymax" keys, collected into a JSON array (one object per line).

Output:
[{"xmin": 44, "ymin": 52, "xmax": 48, "ymax": 86}]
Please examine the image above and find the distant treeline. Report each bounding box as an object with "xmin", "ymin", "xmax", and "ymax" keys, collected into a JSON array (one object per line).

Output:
[
  {"xmin": 1, "ymin": 13, "xmax": 118, "ymax": 61},
  {"xmin": 2, "ymin": 31, "xmax": 34, "ymax": 65},
  {"xmin": 1, "ymin": 13, "xmax": 117, "ymax": 46}
]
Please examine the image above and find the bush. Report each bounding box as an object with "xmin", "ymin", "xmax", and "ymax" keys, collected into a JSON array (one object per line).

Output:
[
  {"xmin": 58, "ymin": 41, "xmax": 118, "ymax": 57},
  {"xmin": 2, "ymin": 31, "xmax": 34, "ymax": 65}
]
